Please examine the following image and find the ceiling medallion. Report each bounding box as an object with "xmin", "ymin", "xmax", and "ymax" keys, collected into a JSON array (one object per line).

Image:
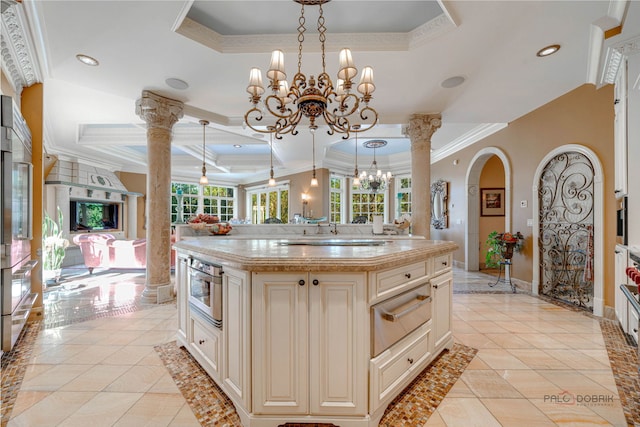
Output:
[{"xmin": 244, "ymin": 0, "xmax": 378, "ymax": 140}]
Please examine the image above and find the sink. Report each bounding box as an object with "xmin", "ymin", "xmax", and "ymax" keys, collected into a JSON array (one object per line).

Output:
[{"xmin": 278, "ymin": 239, "xmax": 389, "ymax": 246}]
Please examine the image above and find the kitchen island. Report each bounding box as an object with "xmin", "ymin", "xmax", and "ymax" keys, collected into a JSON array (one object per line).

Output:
[{"xmin": 173, "ymin": 237, "xmax": 457, "ymax": 427}]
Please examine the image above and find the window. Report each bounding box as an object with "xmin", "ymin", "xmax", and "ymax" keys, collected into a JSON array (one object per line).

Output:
[
  {"xmin": 329, "ymin": 176, "xmax": 345, "ymax": 223},
  {"xmin": 171, "ymin": 182, "xmax": 236, "ymax": 223},
  {"xmin": 203, "ymin": 185, "xmax": 235, "ymax": 222},
  {"xmin": 350, "ymin": 182, "xmax": 386, "ymax": 223},
  {"xmin": 395, "ymin": 176, "xmax": 412, "ymax": 218},
  {"xmin": 247, "ymin": 184, "xmax": 289, "ymax": 224}
]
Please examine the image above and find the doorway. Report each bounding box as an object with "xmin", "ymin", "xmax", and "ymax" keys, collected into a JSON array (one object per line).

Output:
[
  {"xmin": 465, "ymin": 147, "xmax": 511, "ymax": 271},
  {"xmin": 532, "ymin": 145, "xmax": 604, "ymax": 316}
]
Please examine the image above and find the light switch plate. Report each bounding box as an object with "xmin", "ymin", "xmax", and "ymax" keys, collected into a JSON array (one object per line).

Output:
[{"xmin": 527, "ymin": 219, "xmax": 533, "ymax": 227}]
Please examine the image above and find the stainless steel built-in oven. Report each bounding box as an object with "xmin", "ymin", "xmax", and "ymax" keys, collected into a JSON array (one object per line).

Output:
[
  {"xmin": 1, "ymin": 95, "xmax": 37, "ymax": 354},
  {"xmin": 371, "ymin": 283, "xmax": 432, "ymax": 357},
  {"xmin": 188, "ymin": 258, "xmax": 223, "ymax": 328}
]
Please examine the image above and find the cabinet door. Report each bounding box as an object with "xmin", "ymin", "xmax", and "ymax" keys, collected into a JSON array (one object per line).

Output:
[
  {"xmin": 190, "ymin": 313, "xmax": 222, "ymax": 381},
  {"xmin": 223, "ymin": 267, "xmax": 250, "ymax": 407},
  {"xmin": 615, "ymin": 246, "xmax": 629, "ymax": 333},
  {"xmin": 252, "ymin": 272, "xmax": 308, "ymax": 415},
  {"xmin": 309, "ymin": 273, "xmax": 367, "ymax": 416},
  {"xmin": 176, "ymin": 255, "xmax": 189, "ymax": 345},
  {"xmin": 614, "ymin": 59, "xmax": 628, "ymax": 198},
  {"xmin": 432, "ymin": 271, "xmax": 453, "ymax": 352}
]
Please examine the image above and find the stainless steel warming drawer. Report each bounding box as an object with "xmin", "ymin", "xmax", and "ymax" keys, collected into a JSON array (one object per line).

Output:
[{"xmin": 371, "ymin": 283, "xmax": 431, "ymax": 357}]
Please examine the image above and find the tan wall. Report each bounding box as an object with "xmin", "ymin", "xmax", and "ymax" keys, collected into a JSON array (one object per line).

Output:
[
  {"xmin": 117, "ymin": 171, "xmax": 147, "ymax": 238},
  {"xmin": 479, "ymin": 156, "xmax": 505, "ymax": 268},
  {"xmin": 431, "ymin": 83, "xmax": 616, "ymax": 307}
]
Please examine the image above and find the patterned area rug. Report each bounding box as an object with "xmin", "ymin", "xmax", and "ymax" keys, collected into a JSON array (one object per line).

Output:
[{"xmin": 155, "ymin": 341, "xmax": 477, "ymax": 427}]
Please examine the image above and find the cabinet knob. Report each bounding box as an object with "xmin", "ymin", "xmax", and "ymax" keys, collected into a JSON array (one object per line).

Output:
[
  {"xmin": 199, "ymin": 339, "xmax": 205, "ymax": 345},
  {"xmin": 442, "ymin": 261, "xmax": 448, "ymax": 266},
  {"xmin": 434, "ymin": 284, "xmax": 439, "ymax": 289},
  {"xmin": 299, "ymin": 279, "xmax": 305, "ymax": 286},
  {"xmin": 615, "ymin": 250, "xmax": 621, "ymax": 254},
  {"xmin": 408, "ymin": 357, "xmax": 414, "ymax": 364},
  {"xmin": 313, "ymin": 279, "xmax": 319, "ymax": 286},
  {"xmin": 405, "ymin": 273, "xmax": 411, "ymax": 279},
  {"xmin": 634, "ymin": 328, "xmax": 638, "ymax": 333}
]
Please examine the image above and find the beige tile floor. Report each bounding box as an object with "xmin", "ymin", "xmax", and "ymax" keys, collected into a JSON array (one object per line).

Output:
[{"xmin": 6, "ymin": 268, "xmax": 630, "ymax": 426}]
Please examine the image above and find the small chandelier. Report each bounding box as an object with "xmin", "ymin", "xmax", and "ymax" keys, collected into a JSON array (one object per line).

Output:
[
  {"xmin": 359, "ymin": 139, "xmax": 392, "ymax": 193},
  {"xmin": 244, "ymin": 0, "xmax": 378, "ymax": 140},
  {"xmin": 199, "ymin": 120, "xmax": 209, "ymax": 185}
]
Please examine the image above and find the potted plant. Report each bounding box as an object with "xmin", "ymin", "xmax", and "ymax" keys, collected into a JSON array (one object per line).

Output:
[
  {"xmin": 42, "ymin": 207, "xmax": 69, "ymax": 284},
  {"xmin": 484, "ymin": 231, "xmax": 524, "ymax": 269}
]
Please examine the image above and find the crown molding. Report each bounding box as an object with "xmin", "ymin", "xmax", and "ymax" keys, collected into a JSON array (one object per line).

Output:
[
  {"xmin": 431, "ymin": 123, "xmax": 507, "ymax": 164},
  {"xmin": 1, "ymin": 2, "xmax": 41, "ymax": 95},
  {"xmin": 601, "ymin": 34, "xmax": 640, "ymax": 85}
]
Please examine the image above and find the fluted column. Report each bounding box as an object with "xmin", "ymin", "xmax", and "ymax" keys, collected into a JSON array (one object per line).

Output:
[
  {"xmin": 135, "ymin": 91, "xmax": 183, "ymax": 303},
  {"xmin": 405, "ymin": 114, "xmax": 442, "ymax": 239}
]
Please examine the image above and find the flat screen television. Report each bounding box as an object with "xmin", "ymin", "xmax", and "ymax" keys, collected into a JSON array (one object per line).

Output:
[{"xmin": 70, "ymin": 200, "xmax": 121, "ymax": 231}]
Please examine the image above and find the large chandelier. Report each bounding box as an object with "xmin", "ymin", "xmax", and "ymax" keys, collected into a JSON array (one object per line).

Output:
[
  {"xmin": 359, "ymin": 139, "xmax": 392, "ymax": 193},
  {"xmin": 245, "ymin": 0, "xmax": 378, "ymax": 140}
]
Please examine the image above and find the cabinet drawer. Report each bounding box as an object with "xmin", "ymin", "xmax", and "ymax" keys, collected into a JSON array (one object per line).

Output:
[
  {"xmin": 628, "ymin": 306, "xmax": 639, "ymax": 344},
  {"xmin": 370, "ymin": 261, "xmax": 427, "ymax": 302},
  {"xmin": 191, "ymin": 315, "xmax": 221, "ymax": 380},
  {"xmin": 432, "ymin": 253, "xmax": 452, "ymax": 276},
  {"xmin": 370, "ymin": 322, "xmax": 432, "ymax": 411}
]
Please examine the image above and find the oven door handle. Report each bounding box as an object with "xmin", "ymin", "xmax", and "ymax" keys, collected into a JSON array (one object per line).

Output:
[
  {"xmin": 190, "ymin": 270, "xmax": 213, "ymax": 282},
  {"xmin": 381, "ymin": 295, "xmax": 431, "ymax": 322}
]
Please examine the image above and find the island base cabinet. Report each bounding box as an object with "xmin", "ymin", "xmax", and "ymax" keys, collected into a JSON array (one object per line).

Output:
[
  {"xmin": 432, "ymin": 271, "xmax": 453, "ymax": 352},
  {"xmin": 252, "ymin": 272, "xmax": 367, "ymax": 417},
  {"xmin": 369, "ymin": 321, "xmax": 432, "ymax": 413},
  {"xmin": 190, "ymin": 312, "xmax": 222, "ymax": 382},
  {"xmin": 176, "ymin": 255, "xmax": 189, "ymax": 346}
]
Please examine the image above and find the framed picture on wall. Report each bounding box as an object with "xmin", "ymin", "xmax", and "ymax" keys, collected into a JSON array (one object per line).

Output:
[{"xmin": 481, "ymin": 188, "xmax": 505, "ymax": 216}]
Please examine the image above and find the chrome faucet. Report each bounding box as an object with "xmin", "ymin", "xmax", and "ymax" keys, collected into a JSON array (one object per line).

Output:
[{"xmin": 330, "ymin": 223, "xmax": 338, "ymax": 235}]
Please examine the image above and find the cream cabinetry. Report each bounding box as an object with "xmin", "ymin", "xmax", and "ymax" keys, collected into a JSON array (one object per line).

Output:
[
  {"xmin": 223, "ymin": 267, "xmax": 251, "ymax": 408},
  {"xmin": 432, "ymin": 271, "xmax": 453, "ymax": 352},
  {"xmin": 190, "ymin": 311, "xmax": 222, "ymax": 381},
  {"xmin": 614, "ymin": 59, "xmax": 628, "ymax": 198},
  {"xmin": 252, "ymin": 271, "xmax": 367, "ymax": 417},
  {"xmin": 369, "ymin": 322, "xmax": 432, "ymax": 412},
  {"xmin": 369, "ymin": 260, "xmax": 428, "ymax": 303},
  {"xmin": 614, "ymin": 245, "xmax": 629, "ymax": 333},
  {"xmin": 176, "ymin": 254, "xmax": 189, "ymax": 345}
]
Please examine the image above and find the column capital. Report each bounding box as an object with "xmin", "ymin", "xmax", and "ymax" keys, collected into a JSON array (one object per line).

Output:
[
  {"xmin": 405, "ymin": 113, "xmax": 442, "ymax": 143},
  {"xmin": 135, "ymin": 90, "xmax": 184, "ymax": 130}
]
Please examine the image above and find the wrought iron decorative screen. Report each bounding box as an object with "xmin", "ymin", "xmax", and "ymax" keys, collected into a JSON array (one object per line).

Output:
[{"xmin": 538, "ymin": 152, "xmax": 594, "ymax": 310}]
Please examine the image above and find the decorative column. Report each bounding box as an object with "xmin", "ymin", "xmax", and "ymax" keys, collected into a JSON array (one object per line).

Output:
[
  {"xmin": 135, "ymin": 91, "xmax": 183, "ymax": 303},
  {"xmin": 405, "ymin": 114, "xmax": 442, "ymax": 239}
]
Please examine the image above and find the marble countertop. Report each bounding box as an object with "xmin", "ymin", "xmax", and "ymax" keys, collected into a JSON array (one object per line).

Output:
[{"xmin": 173, "ymin": 237, "xmax": 458, "ymax": 272}]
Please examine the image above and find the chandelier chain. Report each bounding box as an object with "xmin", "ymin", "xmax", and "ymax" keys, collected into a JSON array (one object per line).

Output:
[
  {"xmin": 297, "ymin": 2, "xmax": 305, "ymax": 74},
  {"xmin": 318, "ymin": 3, "xmax": 326, "ymax": 73}
]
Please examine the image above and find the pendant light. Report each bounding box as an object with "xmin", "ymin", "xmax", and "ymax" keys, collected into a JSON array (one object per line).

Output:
[
  {"xmin": 310, "ymin": 129, "xmax": 318, "ymax": 187},
  {"xmin": 268, "ymin": 130, "xmax": 276, "ymax": 186},
  {"xmin": 199, "ymin": 120, "xmax": 209, "ymax": 185},
  {"xmin": 353, "ymin": 124, "xmax": 361, "ymax": 186}
]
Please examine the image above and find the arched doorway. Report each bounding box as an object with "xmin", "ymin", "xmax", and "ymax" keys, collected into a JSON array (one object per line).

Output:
[
  {"xmin": 532, "ymin": 145, "xmax": 604, "ymax": 316},
  {"xmin": 465, "ymin": 147, "xmax": 511, "ymax": 271}
]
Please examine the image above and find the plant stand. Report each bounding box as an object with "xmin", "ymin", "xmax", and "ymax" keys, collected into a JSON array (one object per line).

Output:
[{"xmin": 489, "ymin": 259, "xmax": 516, "ymax": 293}]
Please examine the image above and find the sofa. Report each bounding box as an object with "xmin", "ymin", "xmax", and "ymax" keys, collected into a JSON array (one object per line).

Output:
[{"xmin": 73, "ymin": 233, "xmax": 176, "ymax": 273}]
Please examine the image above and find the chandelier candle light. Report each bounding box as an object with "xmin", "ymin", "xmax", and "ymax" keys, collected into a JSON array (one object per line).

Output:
[
  {"xmin": 245, "ymin": 0, "xmax": 378, "ymax": 139},
  {"xmin": 360, "ymin": 139, "xmax": 392, "ymax": 193},
  {"xmin": 199, "ymin": 120, "xmax": 209, "ymax": 185}
]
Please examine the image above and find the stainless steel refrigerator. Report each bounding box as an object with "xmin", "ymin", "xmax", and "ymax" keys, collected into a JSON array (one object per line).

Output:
[{"xmin": 1, "ymin": 94, "xmax": 37, "ymax": 354}]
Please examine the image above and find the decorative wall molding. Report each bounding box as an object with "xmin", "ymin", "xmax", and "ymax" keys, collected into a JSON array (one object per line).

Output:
[
  {"xmin": 601, "ymin": 34, "xmax": 640, "ymax": 85},
  {"xmin": 1, "ymin": 3, "xmax": 41, "ymax": 95}
]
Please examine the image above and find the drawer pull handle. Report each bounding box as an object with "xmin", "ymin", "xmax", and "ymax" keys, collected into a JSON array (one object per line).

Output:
[
  {"xmin": 442, "ymin": 261, "xmax": 448, "ymax": 266},
  {"xmin": 405, "ymin": 273, "xmax": 411, "ymax": 279},
  {"xmin": 313, "ymin": 279, "xmax": 319, "ymax": 286},
  {"xmin": 299, "ymin": 279, "xmax": 305, "ymax": 286},
  {"xmin": 199, "ymin": 339, "xmax": 205, "ymax": 345},
  {"xmin": 381, "ymin": 295, "xmax": 431, "ymax": 322},
  {"xmin": 408, "ymin": 358, "xmax": 414, "ymax": 364}
]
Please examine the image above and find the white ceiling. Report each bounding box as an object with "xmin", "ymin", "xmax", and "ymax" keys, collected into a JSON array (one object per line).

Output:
[{"xmin": 2, "ymin": 0, "xmax": 636, "ymax": 185}]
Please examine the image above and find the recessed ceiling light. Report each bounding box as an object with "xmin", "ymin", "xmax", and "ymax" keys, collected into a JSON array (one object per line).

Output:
[
  {"xmin": 233, "ymin": 144, "xmax": 242, "ymax": 148},
  {"xmin": 536, "ymin": 44, "xmax": 560, "ymax": 57},
  {"xmin": 165, "ymin": 78, "xmax": 189, "ymax": 90},
  {"xmin": 76, "ymin": 54, "xmax": 99, "ymax": 66},
  {"xmin": 441, "ymin": 75, "xmax": 466, "ymax": 89}
]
